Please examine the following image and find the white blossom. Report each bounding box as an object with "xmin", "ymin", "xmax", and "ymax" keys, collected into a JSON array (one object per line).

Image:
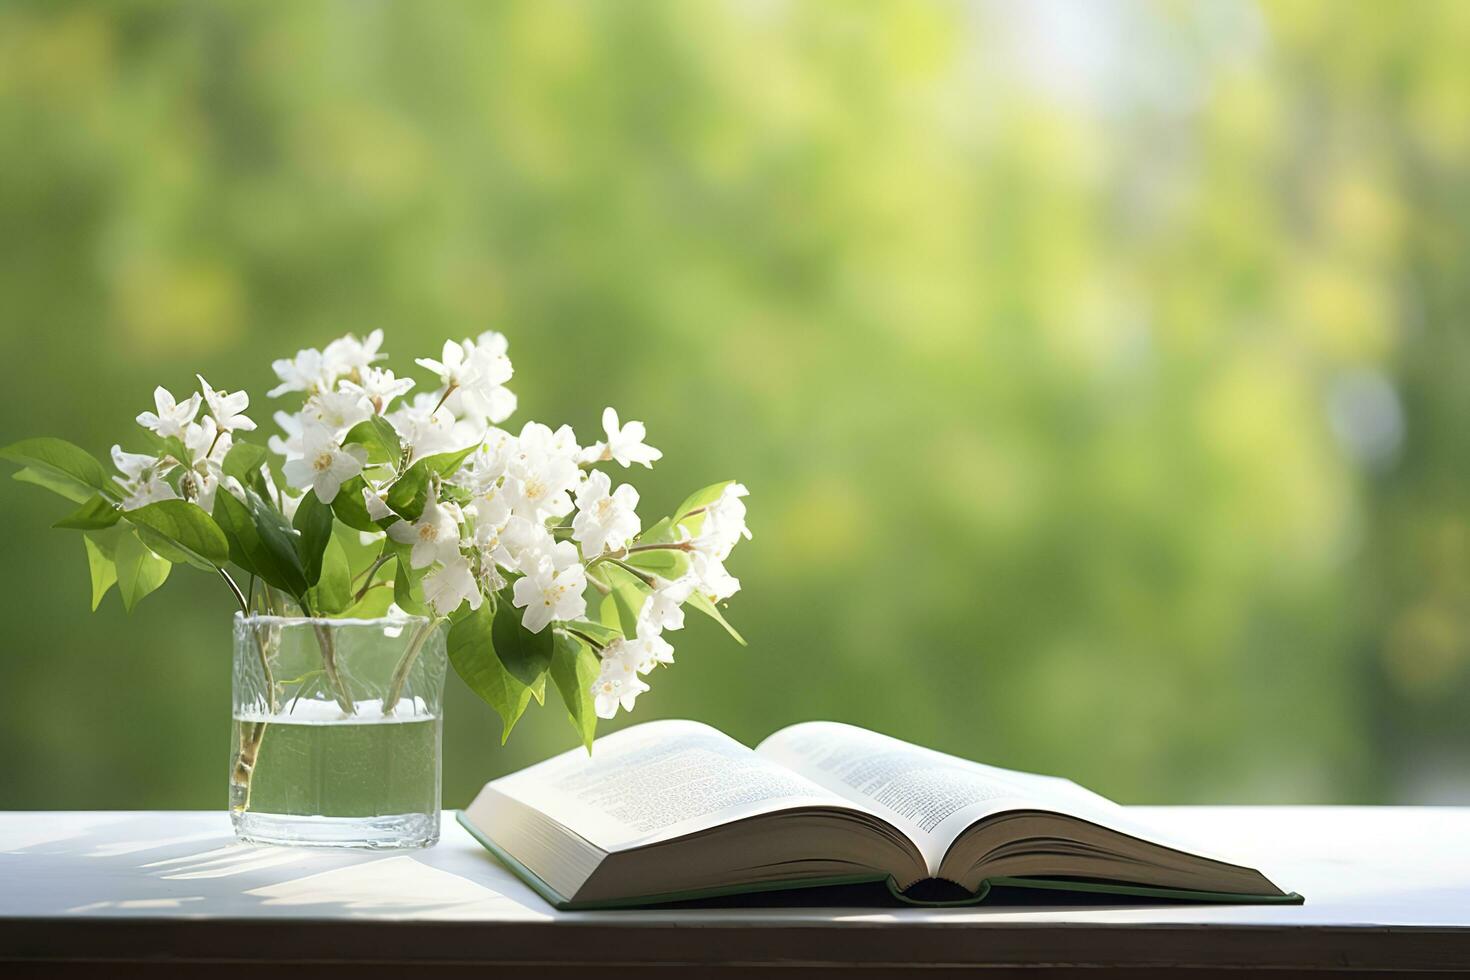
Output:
[
  {"xmin": 637, "ymin": 576, "xmax": 693, "ymax": 635},
  {"xmin": 281, "ymin": 423, "xmax": 365, "ymax": 503},
  {"xmin": 196, "ymin": 374, "xmax": 256, "ymax": 433},
  {"xmin": 179, "ymin": 417, "xmax": 229, "ymax": 511},
  {"xmin": 515, "ymin": 421, "xmax": 582, "ymax": 467},
  {"xmin": 322, "ymin": 329, "xmax": 385, "ymax": 382},
  {"xmin": 415, "ymin": 339, "xmax": 475, "ymax": 391},
  {"xmin": 512, "ymin": 544, "xmax": 587, "ymax": 633},
  {"xmin": 268, "ymin": 410, "xmax": 304, "ymax": 458},
  {"xmin": 422, "ymin": 554, "xmax": 482, "ymax": 616},
  {"xmin": 111, "ymin": 446, "xmax": 178, "ymax": 511},
  {"xmin": 571, "ymin": 469, "xmax": 641, "ymax": 556},
  {"xmin": 305, "ymin": 389, "xmax": 372, "ymax": 436},
  {"xmin": 502, "ymin": 447, "xmax": 578, "ymax": 522},
  {"xmin": 340, "ymin": 366, "xmax": 414, "ymax": 413},
  {"xmin": 591, "ymin": 641, "xmax": 651, "ymax": 719},
  {"xmin": 416, "ymin": 336, "xmax": 514, "ymax": 424},
  {"xmin": 458, "ymin": 429, "xmax": 516, "ymax": 494},
  {"xmin": 362, "ymin": 485, "xmax": 392, "ymax": 521},
  {"xmin": 493, "ymin": 515, "xmax": 555, "ymax": 573},
  {"xmin": 135, "ymin": 386, "xmax": 201, "ymax": 439},
  {"xmin": 386, "ymin": 497, "xmax": 463, "ymax": 569},
  {"xmin": 268, "ymin": 347, "xmax": 327, "ymax": 397},
  {"xmin": 585, "ymin": 407, "xmax": 661, "ymax": 468},
  {"xmin": 693, "ymin": 482, "xmax": 752, "ymax": 560},
  {"xmin": 689, "ymin": 550, "xmax": 741, "ymax": 602},
  {"xmin": 627, "ymin": 626, "xmax": 675, "ymax": 674},
  {"xmin": 387, "ymin": 392, "xmax": 459, "ymax": 463}
]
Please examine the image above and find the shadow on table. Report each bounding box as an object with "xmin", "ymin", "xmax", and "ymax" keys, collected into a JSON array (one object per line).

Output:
[{"xmin": 1, "ymin": 812, "xmax": 551, "ymax": 921}]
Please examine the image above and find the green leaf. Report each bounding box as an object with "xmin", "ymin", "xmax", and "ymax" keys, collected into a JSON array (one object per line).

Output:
[
  {"xmin": 492, "ymin": 587, "xmax": 555, "ymax": 687},
  {"xmin": 672, "ymin": 480, "xmax": 735, "ymax": 524},
  {"xmin": 342, "ymin": 416, "xmax": 402, "ymax": 466},
  {"xmin": 215, "ymin": 489, "xmax": 307, "ymax": 598},
  {"xmin": 114, "ymin": 531, "xmax": 171, "ymax": 612},
  {"xmin": 385, "ymin": 445, "xmax": 478, "ymax": 520},
  {"xmin": 221, "ymin": 442, "xmax": 269, "ymax": 484},
  {"xmin": 291, "ymin": 490, "xmax": 334, "ymax": 586},
  {"xmin": 0, "ymin": 438, "xmax": 111, "ymax": 501},
  {"xmin": 563, "ymin": 619, "xmax": 623, "ymax": 646},
  {"xmin": 82, "ymin": 531, "xmax": 119, "ymax": 611},
  {"xmin": 623, "ymin": 546, "xmax": 690, "ymax": 579},
  {"xmin": 125, "ymin": 499, "xmax": 230, "ymax": 570},
  {"xmin": 394, "ymin": 557, "xmax": 429, "ymax": 616},
  {"xmin": 636, "ymin": 516, "xmax": 681, "ymax": 546},
  {"xmin": 54, "ymin": 495, "xmax": 121, "ymax": 530},
  {"xmin": 12, "ymin": 466, "xmax": 97, "ymax": 504},
  {"xmin": 245, "ymin": 489, "xmax": 309, "ymax": 600},
  {"xmin": 448, "ymin": 603, "xmax": 537, "ymax": 743},
  {"xmin": 338, "ymin": 581, "xmax": 396, "ymax": 619},
  {"xmin": 308, "ymin": 535, "xmax": 352, "ymax": 614},
  {"xmin": 330, "ymin": 475, "xmax": 379, "ymax": 532},
  {"xmin": 551, "ymin": 631, "xmax": 600, "ymax": 751},
  {"xmin": 687, "ymin": 590, "xmax": 746, "ymax": 645},
  {"xmin": 599, "ymin": 563, "xmax": 651, "ymax": 636}
]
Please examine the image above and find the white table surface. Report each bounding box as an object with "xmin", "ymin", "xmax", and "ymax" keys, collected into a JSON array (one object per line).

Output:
[{"xmin": 2, "ymin": 807, "xmax": 1468, "ymax": 974}]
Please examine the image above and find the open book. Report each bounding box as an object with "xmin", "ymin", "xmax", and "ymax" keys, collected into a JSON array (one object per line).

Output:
[{"xmin": 459, "ymin": 720, "xmax": 1301, "ymax": 909}]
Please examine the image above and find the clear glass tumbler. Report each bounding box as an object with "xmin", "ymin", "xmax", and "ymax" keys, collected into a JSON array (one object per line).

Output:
[{"xmin": 230, "ymin": 613, "xmax": 447, "ymax": 848}]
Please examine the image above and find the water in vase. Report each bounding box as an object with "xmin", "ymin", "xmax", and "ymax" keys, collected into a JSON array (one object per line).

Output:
[{"xmin": 230, "ymin": 698, "xmax": 442, "ymax": 848}]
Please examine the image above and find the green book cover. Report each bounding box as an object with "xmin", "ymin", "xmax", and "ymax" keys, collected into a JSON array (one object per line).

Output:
[{"xmin": 456, "ymin": 810, "xmax": 1304, "ymax": 911}]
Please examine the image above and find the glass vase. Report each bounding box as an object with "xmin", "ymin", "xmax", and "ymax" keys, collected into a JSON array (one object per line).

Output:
[{"xmin": 229, "ymin": 613, "xmax": 447, "ymax": 849}]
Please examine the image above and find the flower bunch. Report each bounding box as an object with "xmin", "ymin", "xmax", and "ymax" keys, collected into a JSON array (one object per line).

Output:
[{"xmin": 2, "ymin": 331, "xmax": 749, "ymax": 746}]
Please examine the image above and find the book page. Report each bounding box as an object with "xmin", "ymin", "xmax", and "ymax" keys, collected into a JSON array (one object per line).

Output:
[
  {"xmin": 489, "ymin": 720, "xmax": 855, "ymax": 852},
  {"xmin": 756, "ymin": 721, "xmax": 1127, "ymax": 872}
]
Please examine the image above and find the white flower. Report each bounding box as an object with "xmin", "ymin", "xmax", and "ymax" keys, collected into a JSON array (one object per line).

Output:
[
  {"xmin": 387, "ymin": 496, "xmax": 464, "ymax": 569},
  {"xmin": 689, "ymin": 550, "xmax": 741, "ymax": 602},
  {"xmin": 305, "ymin": 389, "xmax": 372, "ymax": 436},
  {"xmin": 468, "ymin": 488, "xmax": 512, "ymax": 533},
  {"xmin": 694, "ymin": 482, "xmax": 752, "ymax": 560},
  {"xmin": 591, "ymin": 641, "xmax": 651, "ymax": 719},
  {"xmin": 511, "ymin": 549, "xmax": 587, "ymax": 633},
  {"xmin": 586, "ymin": 407, "xmax": 662, "ymax": 468},
  {"xmin": 476, "ymin": 330, "xmax": 510, "ymax": 357},
  {"xmin": 119, "ymin": 472, "xmax": 179, "ymax": 511},
  {"xmin": 492, "ymin": 515, "xmax": 554, "ymax": 573},
  {"xmin": 571, "ymin": 469, "xmax": 641, "ymax": 556},
  {"xmin": 268, "ymin": 410, "xmax": 304, "ymax": 458},
  {"xmin": 111, "ymin": 446, "xmax": 178, "ymax": 511},
  {"xmin": 281, "ymin": 423, "xmax": 366, "ymax": 503},
  {"xmin": 502, "ymin": 448, "xmax": 578, "ymax": 522},
  {"xmin": 135, "ymin": 386, "xmax": 201, "ymax": 439},
  {"xmin": 422, "ymin": 554, "xmax": 482, "ymax": 616},
  {"xmin": 416, "ymin": 339, "xmax": 475, "ymax": 390},
  {"xmin": 362, "ymin": 485, "xmax": 392, "ymax": 521},
  {"xmin": 182, "ymin": 417, "xmax": 233, "ymax": 479},
  {"xmin": 638, "ymin": 576, "xmax": 693, "ymax": 635},
  {"xmin": 179, "ymin": 417, "xmax": 229, "ymax": 510},
  {"xmin": 322, "ymin": 329, "xmax": 384, "ymax": 381},
  {"xmin": 418, "ymin": 336, "xmax": 516, "ymax": 424},
  {"xmin": 268, "ymin": 347, "xmax": 327, "ymax": 397},
  {"xmin": 459, "ymin": 428, "xmax": 516, "ymax": 492},
  {"xmin": 627, "ymin": 626, "xmax": 675, "ymax": 674},
  {"xmin": 196, "ymin": 374, "xmax": 257, "ymax": 433},
  {"xmin": 340, "ymin": 366, "xmax": 414, "ymax": 413},
  {"xmin": 112, "ymin": 446, "xmax": 156, "ymax": 482},
  {"xmin": 387, "ymin": 393, "xmax": 458, "ymax": 464}
]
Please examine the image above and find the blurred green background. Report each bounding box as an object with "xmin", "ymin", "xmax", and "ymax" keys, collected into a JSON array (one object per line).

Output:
[{"xmin": 2, "ymin": 0, "xmax": 1468, "ymax": 810}]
